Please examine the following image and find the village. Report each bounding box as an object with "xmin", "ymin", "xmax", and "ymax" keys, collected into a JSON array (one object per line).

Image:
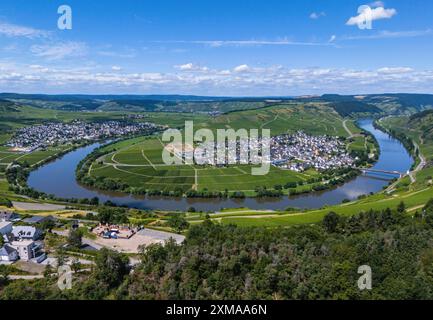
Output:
[
  {"xmin": 192, "ymin": 131, "xmax": 355, "ymax": 172},
  {"xmin": 7, "ymin": 120, "xmax": 161, "ymax": 152},
  {"xmin": 270, "ymin": 131, "xmax": 356, "ymax": 172}
]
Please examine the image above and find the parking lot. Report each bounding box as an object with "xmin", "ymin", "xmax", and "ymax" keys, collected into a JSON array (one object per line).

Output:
[{"xmin": 90, "ymin": 228, "xmax": 185, "ymax": 253}]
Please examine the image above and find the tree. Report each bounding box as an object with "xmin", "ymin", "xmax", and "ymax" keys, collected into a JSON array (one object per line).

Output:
[
  {"xmin": 323, "ymin": 211, "xmax": 340, "ymax": 233},
  {"xmin": 397, "ymin": 201, "xmax": 406, "ymax": 214},
  {"xmin": 167, "ymin": 214, "xmax": 190, "ymax": 233},
  {"xmin": 90, "ymin": 197, "xmax": 99, "ymax": 206},
  {"xmin": 39, "ymin": 219, "xmax": 55, "ymax": 231},
  {"xmin": 43, "ymin": 264, "xmax": 54, "ymax": 279},
  {"xmin": 55, "ymin": 250, "xmax": 67, "ymax": 267},
  {"xmin": 71, "ymin": 257, "xmax": 82, "ymax": 273},
  {"xmin": 0, "ymin": 265, "xmax": 10, "ymax": 286},
  {"xmin": 94, "ymin": 248, "xmax": 129, "ymax": 288},
  {"xmin": 98, "ymin": 207, "xmax": 128, "ymax": 224},
  {"xmin": 67, "ymin": 229, "xmax": 83, "ymax": 249},
  {"xmin": 0, "ymin": 234, "xmax": 4, "ymax": 248},
  {"xmin": 0, "ymin": 197, "xmax": 12, "ymax": 208}
]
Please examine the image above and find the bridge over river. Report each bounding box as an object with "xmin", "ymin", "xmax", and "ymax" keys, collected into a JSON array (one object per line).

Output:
[{"xmin": 358, "ymin": 168, "xmax": 408, "ymax": 178}]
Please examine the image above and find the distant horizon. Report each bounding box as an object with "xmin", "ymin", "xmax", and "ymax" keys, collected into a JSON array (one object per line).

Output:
[{"xmin": 2, "ymin": 92, "xmax": 433, "ymax": 98}]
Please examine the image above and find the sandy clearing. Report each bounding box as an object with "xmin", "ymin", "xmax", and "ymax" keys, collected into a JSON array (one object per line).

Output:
[
  {"xmin": 91, "ymin": 229, "xmax": 185, "ymax": 253},
  {"xmin": 13, "ymin": 201, "xmax": 66, "ymax": 211}
]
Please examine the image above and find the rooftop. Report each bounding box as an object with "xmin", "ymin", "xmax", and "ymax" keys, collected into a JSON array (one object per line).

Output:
[{"xmin": 0, "ymin": 221, "xmax": 12, "ymax": 229}]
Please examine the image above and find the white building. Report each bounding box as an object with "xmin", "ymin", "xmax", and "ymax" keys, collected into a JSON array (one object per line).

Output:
[
  {"xmin": 0, "ymin": 244, "xmax": 18, "ymax": 262},
  {"xmin": 9, "ymin": 240, "xmax": 44, "ymax": 262},
  {"xmin": 12, "ymin": 226, "xmax": 42, "ymax": 241}
]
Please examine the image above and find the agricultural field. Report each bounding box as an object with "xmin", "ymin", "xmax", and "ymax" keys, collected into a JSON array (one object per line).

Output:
[
  {"xmin": 0, "ymin": 100, "xmax": 205, "ymax": 132},
  {"xmin": 0, "ymin": 144, "xmax": 74, "ymax": 167},
  {"xmin": 90, "ymin": 136, "xmax": 319, "ymax": 194},
  {"xmin": 194, "ymin": 102, "xmax": 350, "ymax": 136}
]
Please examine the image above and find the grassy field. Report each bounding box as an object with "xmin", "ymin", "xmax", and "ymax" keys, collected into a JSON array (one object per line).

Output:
[
  {"xmin": 0, "ymin": 144, "xmax": 73, "ymax": 166},
  {"xmin": 194, "ymin": 102, "xmax": 350, "ymax": 136},
  {"xmin": 183, "ymin": 185, "xmax": 433, "ymax": 227},
  {"xmin": 0, "ymin": 102, "xmax": 208, "ymax": 132},
  {"xmin": 90, "ymin": 135, "xmax": 320, "ymax": 193}
]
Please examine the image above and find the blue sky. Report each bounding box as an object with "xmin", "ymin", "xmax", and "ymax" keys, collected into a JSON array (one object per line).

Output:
[{"xmin": 0, "ymin": 0, "xmax": 432, "ymax": 95}]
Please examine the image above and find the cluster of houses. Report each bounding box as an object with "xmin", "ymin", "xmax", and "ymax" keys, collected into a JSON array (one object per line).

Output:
[
  {"xmin": 270, "ymin": 132, "xmax": 355, "ymax": 172},
  {"xmin": 180, "ymin": 131, "xmax": 355, "ymax": 173},
  {"xmin": 7, "ymin": 120, "xmax": 161, "ymax": 151},
  {"xmin": 0, "ymin": 210, "xmax": 50, "ymax": 263}
]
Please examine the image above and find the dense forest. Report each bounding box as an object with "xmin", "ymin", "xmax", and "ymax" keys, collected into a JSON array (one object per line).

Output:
[
  {"xmin": 328, "ymin": 101, "xmax": 382, "ymax": 117},
  {"xmin": 2, "ymin": 200, "xmax": 433, "ymax": 300}
]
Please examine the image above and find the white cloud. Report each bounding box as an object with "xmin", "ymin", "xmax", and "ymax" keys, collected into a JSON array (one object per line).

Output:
[
  {"xmin": 233, "ymin": 64, "xmax": 251, "ymax": 73},
  {"xmin": 310, "ymin": 12, "xmax": 326, "ymax": 19},
  {"xmin": 0, "ymin": 22, "xmax": 49, "ymax": 38},
  {"xmin": 341, "ymin": 29, "xmax": 433, "ymax": 41},
  {"xmin": 377, "ymin": 67, "xmax": 413, "ymax": 74},
  {"xmin": 97, "ymin": 50, "xmax": 136, "ymax": 58},
  {"xmin": 346, "ymin": 6, "xmax": 397, "ymax": 26},
  {"xmin": 154, "ymin": 39, "xmax": 333, "ymax": 47},
  {"xmin": 111, "ymin": 66, "xmax": 122, "ymax": 71},
  {"xmin": 1, "ymin": 62, "xmax": 433, "ymax": 96},
  {"xmin": 329, "ymin": 35, "xmax": 337, "ymax": 42},
  {"xmin": 30, "ymin": 41, "xmax": 87, "ymax": 60},
  {"xmin": 175, "ymin": 63, "xmax": 209, "ymax": 71},
  {"xmin": 176, "ymin": 63, "xmax": 194, "ymax": 70}
]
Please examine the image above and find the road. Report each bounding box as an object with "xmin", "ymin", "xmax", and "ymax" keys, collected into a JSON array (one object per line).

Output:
[
  {"xmin": 7, "ymin": 274, "xmax": 45, "ymax": 280},
  {"xmin": 385, "ymin": 140, "xmax": 427, "ymax": 193},
  {"xmin": 409, "ymin": 141, "xmax": 427, "ymax": 183},
  {"xmin": 342, "ymin": 119, "xmax": 355, "ymax": 138},
  {"xmin": 7, "ymin": 268, "xmax": 92, "ymax": 280}
]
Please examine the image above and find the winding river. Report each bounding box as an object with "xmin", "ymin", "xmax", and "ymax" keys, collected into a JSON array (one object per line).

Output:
[{"xmin": 27, "ymin": 119, "xmax": 414, "ymax": 211}]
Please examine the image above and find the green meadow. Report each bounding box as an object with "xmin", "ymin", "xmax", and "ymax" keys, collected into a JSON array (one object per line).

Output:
[{"xmin": 90, "ymin": 135, "xmax": 319, "ymax": 193}]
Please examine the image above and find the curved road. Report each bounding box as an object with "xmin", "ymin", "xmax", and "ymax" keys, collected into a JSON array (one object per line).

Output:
[{"xmin": 409, "ymin": 141, "xmax": 427, "ymax": 183}]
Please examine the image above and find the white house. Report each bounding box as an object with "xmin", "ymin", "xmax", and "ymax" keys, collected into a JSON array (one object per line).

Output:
[
  {"xmin": 12, "ymin": 226, "xmax": 42, "ymax": 241},
  {"xmin": 0, "ymin": 244, "xmax": 18, "ymax": 262},
  {"xmin": 9, "ymin": 240, "xmax": 44, "ymax": 261}
]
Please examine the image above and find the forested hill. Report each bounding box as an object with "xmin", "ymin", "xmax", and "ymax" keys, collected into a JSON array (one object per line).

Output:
[
  {"xmin": 327, "ymin": 101, "xmax": 382, "ymax": 117},
  {"xmin": 315, "ymin": 93, "xmax": 433, "ymax": 116},
  {"xmin": 409, "ymin": 109, "xmax": 433, "ymax": 142},
  {"xmin": 1, "ymin": 92, "xmax": 432, "ymax": 115},
  {"xmin": 0, "ymin": 93, "xmax": 291, "ymax": 113},
  {"xmin": 2, "ymin": 202, "xmax": 433, "ymax": 300}
]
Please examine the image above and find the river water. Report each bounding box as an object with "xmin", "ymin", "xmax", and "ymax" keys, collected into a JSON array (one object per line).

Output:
[{"xmin": 27, "ymin": 119, "xmax": 414, "ymax": 211}]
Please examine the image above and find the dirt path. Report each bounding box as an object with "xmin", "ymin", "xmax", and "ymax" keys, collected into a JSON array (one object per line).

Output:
[
  {"xmin": 192, "ymin": 168, "xmax": 198, "ymax": 190},
  {"xmin": 141, "ymin": 149, "xmax": 156, "ymax": 170},
  {"xmin": 13, "ymin": 201, "xmax": 66, "ymax": 211}
]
